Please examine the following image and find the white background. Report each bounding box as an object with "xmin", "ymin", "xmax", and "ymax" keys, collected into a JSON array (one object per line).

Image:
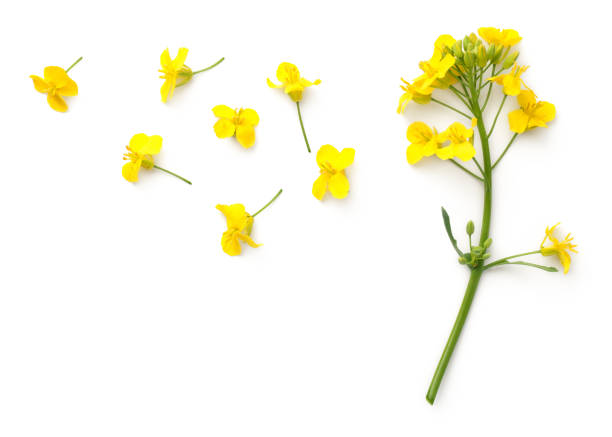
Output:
[{"xmin": 1, "ymin": 0, "xmax": 611, "ymax": 435}]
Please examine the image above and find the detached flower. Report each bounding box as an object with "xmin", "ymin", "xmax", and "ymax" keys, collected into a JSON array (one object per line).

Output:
[
  {"xmin": 122, "ymin": 133, "xmax": 191, "ymax": 184},
  {"xmin": 405, "ymin": 122, "xmax": 446, "ymax": 164},
  {"xmin": 268, "ymin": 62, "xmax": 321, "ymax": 153},
  {"xmin": 508, "ymin": 89, "xmax": 555, "ymax": 134},
  {"xmin": 212, "ymin": 105, "xmax": 259, "ymax": 148},
  {"xmin": 159, "ymin": 48, "xmax": 224, "ymax": 102},
  {"xmin": 312, "ymin": 145, "xmax": 355, "ymax": 200},
  {"xmin": 217, "ymin": 189, "xmax": 282, "ymax": 256},
  {"xmin": 478, "ymin": 27, "xmax": 522, "ymax": 46},
  {"xmin": 489, "ymin": 64, "xmax": 529, "ymax": 96},
  {"xmin": 30, "ymin": 57, "xmax": 82, "ymax": 112},
  {"xmin": 540, "ymin": 223, "xmax": 578, "ymax": 274}
]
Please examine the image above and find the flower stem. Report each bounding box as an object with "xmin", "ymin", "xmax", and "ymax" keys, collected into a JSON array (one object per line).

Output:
[
  {"xmin": 449, "ymin": 159, "xmax": 484, "ymax": 182},
  {"xmin": 252, "ymin": 189, "xmax": 283, "ymax": 217},
  {"xmin": 482, "ymin": 250, "xmax": 541, "ymax": 270},
  {"xmin": 191, "ymin": 57, "xmax": 225, "ymax": 75},
  {"xmin": 487, "ymin": 94, "xmax": 507, "ymax": 138},
  {"xmin": 492, "ymin": 133, "xmax": 518, "ymax": 170},
  {"xmin": 427, "ymin": 81, "xmax": 493, "ymax": 405},
  {"xmin": 65, "ymin": 56, "xmax": 83, "ymax": 73},
  {"xmin": 153, "ymin": 165, "xmax": 192, "ymax": 185},
  {"xmin": 431, "ymin": 98, "xmax": 472, "ymax": 119},
  {"xmin": 296, "ymin": 102, "xmax": 311, "ymax": 153}
]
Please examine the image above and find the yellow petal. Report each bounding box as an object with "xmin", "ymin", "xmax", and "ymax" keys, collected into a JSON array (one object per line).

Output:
[
  {"xmin": 312, "ymin": 173, "xmax": 330, "ymax": 200},
  {"xmin": 236, "ymin": 125, "xmax": 255, "ymax": 148},
  {"xmin": 517, "ymin": 89, "xmax": 536, "ymax": 109},
  {"xmin": 276, "ymin": 62, "xmax": 300, "ymax": 84},
  {"xmin": 172, "ymin": 48, "xmax": 189, "ymax": 70},
  {"xmin": 221, "ymin": 230, "xmax": 241, "ymax": 256},
  {"xmin": 43, "ymin": 66, "xmax": 69, "ymax": 88},
  {"xmin": 328, "ymin": 172, "xmax": 350, "ymax": 199},
  {"xmin": 508, "ymin": 109, "xmax": 529, "ymax": 134},
  {"xmin": 47, "ymin": 93, "xmax": 68, "ymax": 112},
  {"xmin": 217, "ymin": 204, "xmax": 248, "ymax": 229},
  {"xmin": 331, "ymin": 148, "xmax": 355, "ymax": 171},
  {"xmin": 435, "ymin": 146, "xmax": 454, "ymax": 160},
  {"xmin": 406, "ymin": 144, "xmax": 424, "ymax": 164},
  {"xmin": 237, "ymin": 232, "xmax": 261, "ymax": 248},
  {"xmin": 122, "ymin": 160, "xmax": 141, "ymax": 182},
  {"xmin": 532, "ymin": 102, "xmax": 556, "ymax": 124},
  {"xmin": 30, "ymin": 75, "xmax": 50, "ymax": 93},
  {"xmin": 214, "ymin": 119, "xmax": 236, "ymax": 139},
  {"xmin": 406, "ymin": 122, "xmax": 433, "ymax": 144},
  {"xmin": 160, "ymin": 78, "xmax": 175, "ymax": 103},
  {"xmin": 316, "ymin": 145, "xmax": 340, "ymax": 168},
  {"xmin": 129, "ymin": 133, "xmax": 161, "ymax": 155},
  {"xmin": 57, "ymin": 76, "xmax": 78, "ymax": 96},
  {"xmin": 212, "ymin": 105, "xmax": 236, "ymax": 119},
  {"xmin": 266, "ymin": 78, "xmax": 282, "ymax": 88},
  {"xmin": 238, "ymin": 108, "xmax": 259, "ymax": 126},
  {"xmin": 453, "ymin": 142, "xmax": 476, "ymax": 162},
  {"xmin": 558, "ymin": 250, "xmax": 571, "ymax": 274},
  {"xmin": 160, "ymin": 49, "xmax": 172, "ymax": 68}
]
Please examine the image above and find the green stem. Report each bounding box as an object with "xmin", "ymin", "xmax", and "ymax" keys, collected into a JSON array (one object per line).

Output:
[
  {"xmin": 426, "ymin": 80, "xmax": 493, "ymax": 405},
  {"xmin": 252, "ymin": 189, "xmax": 283, "ymax": 217},
  {"xmin": 482, "ymin": 250, "xmax": 541, "ymax": 270},
  {"xmin": 431, "ymin": 98, "xmax": 472, "ymax": 119},
  {"xmin": 65, "ymin": 56, "xmax": 83, "ymax": 73},
  {"xmin": 487, "ymin": 94, "xmax": 507, "ymax": 138},
  {"xmin": 472, "ymin": 158, "xmax": 485, "ymax": 177},
  {"xmin": 191, "ymin": 57, "xmax": 225, "ymax": 75},
  {"xmin": 449, "ymin": 159, "xmax": 483, "ymax": 182},
  {"xmin": 153, "ymin": 165, "xmax": 192, "ymax": 185},
  {"xmin": 481, "ymin": 65, "xmax": 496, "ymax": 111},
  {"xmin": 448, "ymin": 86, "xmax": 471, "ymax": 109},
  {"xmin": 492, "ymin": 133, "xmax": 518, "ymax": 170},
  {"xmin": 296, "ymin": 101, "xmax": 311, "ymax": 153}
]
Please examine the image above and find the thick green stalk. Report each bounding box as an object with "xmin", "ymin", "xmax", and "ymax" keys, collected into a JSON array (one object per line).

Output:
[{"xmin": 426, "ymin": 81, "xmax": 493, "ymax": 405}]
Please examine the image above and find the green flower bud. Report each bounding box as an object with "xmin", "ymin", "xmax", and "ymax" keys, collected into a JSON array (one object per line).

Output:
[
  {"xmin": 482, "ymin": 253, "xmax": 491, "ymax": 260},
  {"xmin": 463, "ymin": 35, "xmax": 473, "ymax": 52},
  {"xmin": 483, "ymin": 238, "xmax": 493, "ymax": 249},
  {"xmin": 466, "ymin": 220, "xmax": 475, "ymax": 236},
  {"xmin": 458, "ymin": 256, "xmax": 467, "ymax": 264},
  {"xmin": 452, "ymin": 40, "xmax": 464, "ymax": 58},
  {"xmin": 486, "ymin": 45, "xmax": 496, "ymax": 61},
  {"xmin": 493, "ymin": 45, "xmax": 504, "ymax": 64},
  {"xmin": 502, "ymin": 52, "xmax": 519, "ymax": 70},
  {"xmin": 464, "ymin": 52, "xmax": 475, "ymax": 68}
]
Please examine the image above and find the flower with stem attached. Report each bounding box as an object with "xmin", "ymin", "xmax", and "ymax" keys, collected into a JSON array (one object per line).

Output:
[
  {"xmin": 159, "ymin": 48, "xmax": 225, "ymax": 103},
  {"xmin": 478, "ymin": 27, "xmax": 522, "ymax": 46},
  {"xmin": 30, "ymin": 57, "xmax": 82, "ymax": 112},
  {"xmin": 489, "ymin": 63, "xmax": 529, "ymax": 96},
  {"xmin": 540, "ymin": 223, "xmax": 578, "ymax": 274},
  {"xmin": 216, "ymin": 189, "xmax": 282, "ymax": 256},
  {"xmin": 312, "ymin": 145, "xmax": 355, "ymax": 200},
  {"xmin": 122, "ymin": 133, "xmax": 191, "ymax": 184},
  {"xmin": 212, "ymin": 105, "xmax": 259, "ymax": 148},
  {"xmin": 405, "ymin": 122, "xmax": 447, "ymax": 164},
  {"xmin": 508, "ymin": 89, "xmax": 555, "ymax": 134},
  {"xmin": 267, "ymin": 62, "xmax": 321, "ymax": 153},
  {"xmin": 397, "ymin": 77, "xmax": 433, "ymax": 113}
]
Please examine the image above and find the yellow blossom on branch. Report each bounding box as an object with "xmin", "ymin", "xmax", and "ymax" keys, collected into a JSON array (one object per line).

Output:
[
  {"xmin": 419, "ymin": 51, "xmax": 456, "ymax": 90},
  {"xmin": 508, "ymin": 89, "xmax": 555, "ymax": 134},
  {"xmin": 159, "ymin": 48, "xmax": 224, "ymax": 103},
  {"xmin": 540, "ymin": 223, "xmax": 578, "ymax": 274},
  {"xmin": 212, "ymin": 105, "xmax": 260, "ymax": 148},
  {"xmin": 489, "ymin": 64, "xmax": 529, "ymax": 96},
  {"xmin": 397, "ymin": 77, "xmax": 433, "ymax": 114},
  {"xmin": 312, "ymin": 145, "xmax": 355, "ymax": 200},
  {"xmin": 478, "ymin": 27, "xmax": 522, "ymax": 46},
  {"xmin": 30, "ymin": 57, "xmax": 82, "ymax": 112},
  {"xmin": 267, "ymin": 62, "xmax": 321, "ymax": 103},
  {"xmin": 437, "ymin": 119, "xmax": 477, "ymax": 161},
  {"xmin": 405, "ymin": 122, "xmax": 446, "ymax": 164}
]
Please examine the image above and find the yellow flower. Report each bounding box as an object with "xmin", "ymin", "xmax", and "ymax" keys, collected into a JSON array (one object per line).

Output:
[
  {"xmin": 212, "ymin": 105, "xmax": 260, "ymax": 148},
  {"xmin": 478, "ymin": 27, "xmax": 522, "ymax": 47},
  {"xmin": 122, "ymin": 134, "xmax": 162, "ymax": 182},
  {"xmin": 312, "ymin": 145, "xmax": 355, "ymax": 200},
  {"xmin": 397, "ymin": 77, "xmax": 433, "ymax": 113},
  {"xmin": 159, "ymin": 48, "xmax": 191, "ymax": 103},
  {"xmin": 437, "ymin": 119, "xmax": 477, "ymax": 162},
  {"xmin": 418, "ymin": 50, "xmax": 456, "ymax": 89},
  {"xmin": 489, "ymin": 64, "xmax": 528, "ymax": 96},
  {"xmin": 540, "ymin": 223, "xmax": 578, "ymax": 274},
  {"xmin": 267, "ymin": 62, "xmax": 321, "ymax": 102},
  {"xmin": 30, "ymin": 66, "xmax": 78, "ymax": 112},
  {"xmin": 216, "ymin": 204, "xmax": 261, "ymax": 256},
  {"xmin": 405, "ymin": 122, "xmax": 446, "ymax": 164},
  {"xmin": 508, "ymin": 89, "xmax": 556, "ymax": 134},
  {"xmin": 434, "ymin": 34, "xmax": 456, "ymax": 55}
]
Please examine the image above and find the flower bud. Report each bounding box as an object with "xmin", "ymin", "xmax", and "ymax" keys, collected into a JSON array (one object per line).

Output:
[
  {"xmin": 482, "ymin": 253, "xmax": 491, "ymax": 260},
  {"xmin": 464, "ymin": 52, "xmax": 475, "ymax": 68},
  {"xmin": 458, "ymin": 256, "xmax": 467, "ymax": 265},
  {"xmin": 466, "ymin": 220, "xmax": 475, "ymax": 236},
  {"xmin": 502, "ymin": 52, "xmax": 519, "ymax": 70},
  {"xmin": 492, "ymin": 45, "xmax": 504, "ymax": 64},
  {"xmin": 483, "ymin": 238, "xmax": 493, "ymax": 248},
  {"xmin": 477, "ymin": 45, "xmax": 487, "ymax": 67},
  {"xmin": 452, "ymin": 40, "xmax": 463, "ymax": 58},
  {"xmin": 462, "ymin": 36, "xmax": 473, "ymax": 52}
]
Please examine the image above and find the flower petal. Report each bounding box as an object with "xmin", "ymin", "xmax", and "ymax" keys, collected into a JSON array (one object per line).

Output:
[
  {"xmin": 237, "ymin": 232, "xmax": 261, "ymax": 248},
  {"xmin": 30, "ymin": 75, "xmax": 50, "ymax": 93},
  {"xmin": 276, "ymin": 62, "xmax": 299, "ymax": 84},
  {"xmin": 122, "ymin": 160, "xmax": 141, "ymax": 182},
  {"xmin": 406, "ymin": 144, "xmax": 424, "ymax": 164},
  {"xmin": 221, "ymin": 230, "xmax": 241, "ymax": 256},
  {"xmin": 43, "ymin": 66, "xmax": 69, "ymax": 88},
  {"xmin": 214, "ymin": 119, "xmax": 236, "ymax": 139},
  {"xmin": 312, "ymin": 173, "xmax": 330, "ymax": 200},
  {"xmin": 508, "ymin": 109, "xmax": 529, "ymax": 134},
  {"xmin": 236, "ymin": 125, "xmax": 255, "ymax": 148},
  {"xmin": 160, "ymin": 49, "xmax": 172, "ymax": 68},
  {"xmin": 172, "ymin": 48, "xmax": 188, "ymax": 70},
  {"xmin": 47, "ymin": 93, "xmax": 68, "ymax": 112},
  {"xmin": 216, "ymin": 204, "xmax": 247, "ymax": 229},
  {"xmin": 139, "ymin": 135, "xmax": 162, "ymax": 155},
  {"xmin": 331, "ymin": 148, "xmax": 355, "ymax": 171},
  {"xmin": 328, "ymin": 172, "xmax": 350, "ymax": 199},
  {"xmin": 212, "ymin": 105, "xmax": 236, "ymax": 119},
  {"xmin": 57, "ymin": 77, "xmax": 78, "ymax": 96},
  {"xmin": 238, "ymin": 108, "xmax": 259, "ymax": 126},
  {"xmin": 316, "ymin": 145, "xmax": 340, "ymax": 168},
  {"xmin": 160, "ymin": 78, "xmax": 175, "ymax": 103}
]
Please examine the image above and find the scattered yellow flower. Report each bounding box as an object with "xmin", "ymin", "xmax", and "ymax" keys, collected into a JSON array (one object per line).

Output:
[
  {"xmin": 508, "ymin": 89, "xmax": 555, "ymax": 134},
  {"xmin": 267, "ymin": 62, "xmax": 321, "ymax": 102},
  {"xmin": 30, "ymin": 66, "xmax": 78, "ymax": 112},
  {"xmin": 478, "ymin": 27, "xmax": 522, "ymax": 47},
  {"xmin": 540, "ymin": 223, "xmax": 578, "ymax": 274},
  {"xmin": 216, "ymin": 204, "xmax": 261, "ymax": 256},
  {"xmin": 159, "ymin": 48, "xmax": 190, "ymax": 102},
  {"xmin": 122, "ymin": 134, "xmax": 162, "ymax": 182},
  {"xmin": 212, "ymin": 105, "xmax": 260, "ymax": 148},
  {"xmin": 312, "ymin": 145, "xmax": 355, "ymax": 200},
  {"xmin": 437, "ymin": 119, "xmax": 477, "ymax": 162},
  {"xmin": 489, "ymin": 64, "xmax": 529, "ymax": 96}
]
